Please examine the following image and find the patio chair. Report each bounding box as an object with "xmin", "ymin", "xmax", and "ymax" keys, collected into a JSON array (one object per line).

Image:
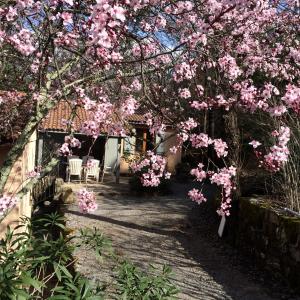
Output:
[
  {"xmin": 67, "ymin": 155, "xmax": 79, "ymax": 165},
  {"xmin": 67, "ymin": 155, "xmax": 79, "ymax": 163},
  {"xmin": 101, "ymin": 161, "xmax": 116, "ymax": 183},
  {"xmin": 84, "ymin": 159, "xmax": 100, "ymax": 183},
  {"xmin": 66, "ymin": 158, "xmax": 83, "ymax": 182}
]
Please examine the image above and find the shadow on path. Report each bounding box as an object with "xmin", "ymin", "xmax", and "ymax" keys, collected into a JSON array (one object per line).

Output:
[{"xmin": 64, "ymin": 179, "xmax": 298, "ymax": 300}]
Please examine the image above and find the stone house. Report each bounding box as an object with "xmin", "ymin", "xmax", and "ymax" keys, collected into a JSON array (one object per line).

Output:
[{"xmin": 38, "ymin": 101, "xmax": 182, "ymax": 177}]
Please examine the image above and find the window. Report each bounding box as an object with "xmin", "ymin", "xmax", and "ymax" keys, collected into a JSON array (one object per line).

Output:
[{"xmin": 135, "ymin": 128, "xmax": 145, "ymax": 153}]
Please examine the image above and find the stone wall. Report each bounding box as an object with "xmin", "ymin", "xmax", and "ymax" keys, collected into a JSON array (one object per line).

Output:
[{"xmin": 228, "ymin": 197, "xmax": 300, "ymax": 290}]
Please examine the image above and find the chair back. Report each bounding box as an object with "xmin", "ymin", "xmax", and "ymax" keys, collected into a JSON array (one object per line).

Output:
[
  {"xmin": 86, "ymin": 159, "xmax": 100, "ymax": 176},
  {"xmin": 68, "ymin": 159, "xmax": 82, "ymax": 175},
  {"xmin": 68, "ymin": 155, "xmax": 79, "ymax": 163},
  {"xmin": 103, "ymin": 160, "xmax": 117, "ymax": 173},
  {"xmin": 82, "ymin": 155, "xmax": 94, "ymax": 165}
]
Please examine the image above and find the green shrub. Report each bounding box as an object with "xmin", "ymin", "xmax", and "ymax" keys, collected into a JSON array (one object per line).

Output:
[
  {"xmin": 0, "ymin": 213, "xmax": 106, "ymax": 299},
  {"xmin": 115, "ymin": 261, "xmax": 178, "ymax": 300},
  {"xmin": 0, "ymin": 213, "xmax": 178, "ymax": 300}
]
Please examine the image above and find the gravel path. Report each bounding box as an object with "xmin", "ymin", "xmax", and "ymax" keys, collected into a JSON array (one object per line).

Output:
[{"xmin": 64, "ymin": 179, "xmax": 297, "ymax": 300}]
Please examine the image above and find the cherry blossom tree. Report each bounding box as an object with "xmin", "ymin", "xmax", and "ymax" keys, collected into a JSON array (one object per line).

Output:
[{"xmin": 0, "ymin": 0, "xmax": 299, "ymax": 216}]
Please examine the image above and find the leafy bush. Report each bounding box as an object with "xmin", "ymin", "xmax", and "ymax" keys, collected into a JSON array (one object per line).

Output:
[
  {"xmin": 115, "ymin": 261, "xmax": 178, "ymax": 300},
  {"xmin": 0, "ymin": 213, "xmax": 105, "ymax": 299},
  {"xmin": 0, "ymin": 213, "xmax": 178, "ymax": 299}
]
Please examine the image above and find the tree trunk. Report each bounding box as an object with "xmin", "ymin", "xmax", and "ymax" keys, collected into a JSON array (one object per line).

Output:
[
  {"xmin": 224, "ymin": 109, "xmax": 241, "ymax": 199},
  {"xmin": 0, "ymin": 100, "xmax": 58, "ymax": 193}
]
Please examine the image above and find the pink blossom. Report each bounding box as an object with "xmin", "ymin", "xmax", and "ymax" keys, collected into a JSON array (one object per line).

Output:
[
  {"xmin": 61, "ymin": 12, "xmax": 73, "ymax": 25},
  {"xmin": 190, "ymin": 163, "xmax": 206, "ymax": 182},
  {"xmin": 0, "ymin": 194, "xmax": 18, "ymax": 216},
  {"xmin": 196, "ymin": 85, "xmax": 204, "ymax": 96},
  {"xmin": 111, "ymin": 5, "xmax": 126, "ymax": 22},
  {"xmin": 190, "ymin": 101, "xmax": 209, "ymax": 110},
  {"xmin": 26, "ymin": 166, "xmax": 42, "ymax": 178},
  {"xmin": 251, "ymin": 127, "xmax": 290, "ymax": 172},
  {"xmin": 267, "ymin": 105, "xmax": 287, "ymax": 117},
  {"xmin": 16, "ymin": 0, "xmax": 34, "ymax": 9},
  {"xmin": 10, "ymin": 29, "xmax": 36, "ymax": 56},
  {"xmin": 132, "ymin": 151, "xmax": 169, "ymax": 187},
  {"xmin": 165, "ymin": 172, "xmax": 171, "ymax": 179},
  {"xmin": 63, "ymin": 0, "xmax": 73, "ymax": 5},
  {"xmin": 261, "ymin": 126, "xmax": 290, "ymax": 172},
  {"xmin": 81, "ymin": 121, "xmax": 100, "ymax": 138},
  {"xmin": 130, "ymin": 79, "xmax": 142, "ymax": 91},
  {"xmin": 155, "ymin": 15, "xmax": 166, "ymax": 29},
  {"xmin": 210, "ymin": 167, "xmax": 236, "ymax": 216},
  {"xmin": 111, "ymin": 51, "xmax": 123, "ymax": 62},
  {"xmin": 121, "ymin": 96, "xmax": 138, "ymax": 116},
  {"xmin": 169, "ymin": 146, "xmax": 178, "ymax": 154},
  {"xmin": 213, "ymin": 139, "xmax": 228, "ymax": 157},
  {"xmin": 58, "ymin": 136, "xmax": 81, "ymax": 156},
  {"xmin": 86, "ymin": 159, "xmax": 97, "ymax": 169},
  {"xmin": 173, "ymin": 62, "xmax": 197, "ymax": 82},
  {"xmin": 65, "ymin": 136, "xmax": 81, "ymax": 148},
  {"xmin": 58, "ymin": 143, "xmax": 71, "ymax": 156},
  {"xmin": 76, "ymin": 188, "xmax": 98, "ymax": 213},
  {"xmin": 188, "ymin": 189, "xmax": 207, "ymax": 204},
  {"xmin": 6, "ymin": 6, "xmax": 17, "ymax": 21},
  {"xmin": 180, "ymin": 118, "xmax": 197, "ymax": 131},
  {"xmin": 179, "ymin": 88, "xmax": 191, "ymax": 99},
  {"xmin": 282, "ymin": 84, "xmax": 300, "ymax": 114},
  {"xmin": 190, "ymin": 133, "xmax": 212, "ymax": 148},
  {"xmin": 249, "ymin": 140, "xmax": 261, "ymax": 148},
  {"xmin": 218, "ymin": 54, "xmax": 242, "ymax": 81}
]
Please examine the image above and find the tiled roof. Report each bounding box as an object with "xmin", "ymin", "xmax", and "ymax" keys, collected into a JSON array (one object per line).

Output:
[
  {"xmin": 128, "ymin": 107, "xmax": 148, "ymax": 123},
  {"xmin": 40, "ymin": 101, "xmax": 91, "ymax": 132},
  {"xmin": 40, "ymin": 101, "xmax": 147, "ymax": 132}
]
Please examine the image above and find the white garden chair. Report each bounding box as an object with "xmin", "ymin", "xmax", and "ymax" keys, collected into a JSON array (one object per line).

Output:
[
  {"xmin": 84, "ymin": 159, "xmax": 100, "ymax": 183},
  {"xmin": 101, "ymin": 160, "xmax": 117, "ymax": 183},
  {"xmin": 66, "ymin": 158, "xmax": 83, "ymax": 182},
  {"xmin": 101, "ymin": 166, "xmax": 113, "ymax": 183},
  {"xmin": 67, "ymin": 155, "xmax": 79, "ymax": 162}
]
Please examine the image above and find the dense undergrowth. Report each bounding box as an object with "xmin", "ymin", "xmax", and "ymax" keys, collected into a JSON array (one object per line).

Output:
[{"xmin": 0, "ymin": 211, "xmax": 178, "ymax": 299}]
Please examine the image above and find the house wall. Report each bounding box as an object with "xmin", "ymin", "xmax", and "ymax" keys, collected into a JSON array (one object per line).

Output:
[
  {"xmin": 0, "ymin": 131, "xmax": 37, "ymax": 239},
  {"xmin": 39, "ymin": 131, "xmax": 107, "ymax": 179},
  {"xmin": 103, "ymin": 137, "xmax": 119, "ymax": 170},
  {"xmin": 120, "ymin": 129, "xmax": 181, "ymax": 174},
  {"xmin": 164, "ymin": 132, "xmax": 182, "ymax": 174}
]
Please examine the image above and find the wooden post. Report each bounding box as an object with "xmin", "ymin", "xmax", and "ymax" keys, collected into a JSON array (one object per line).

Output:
[
  {"xmin": 37, "ymin": 133, "xmax": 44, "ymax": 166},
  {"xmin": 115, "ymin": 138, "xmax": 121, "ymax": 184},
  {"xmin": 142, "ymin": 130, "xmax": 147, "ymax": 153}
]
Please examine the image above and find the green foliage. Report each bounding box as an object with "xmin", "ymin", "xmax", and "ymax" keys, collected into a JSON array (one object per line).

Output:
[
  {"xmin": 0, "ymin": 213, "xmax": 178, "ymax": 299},
  {"xmin": 115, "ymin": 261, "xmax": 179, "ymax": 300},
  {"xmin": 78, "ymin": 227, "xmax": 112, "ymax": 259},
  {"xmin": 0, "ymin": 212, "xmax": 104, "ymax": 299},
  {"xmin": 49, "ymin": 272, "xmax": 104, "ymax": 300}
]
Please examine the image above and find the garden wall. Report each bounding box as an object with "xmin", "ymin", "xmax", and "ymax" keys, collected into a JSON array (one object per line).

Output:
[
  {"xmin": 0, "ymin": 131, "xmax": 37, "ymax": 238},
  {"xmin": 227, "ymin": 196, "xmax": 300, "ymax": 290}
]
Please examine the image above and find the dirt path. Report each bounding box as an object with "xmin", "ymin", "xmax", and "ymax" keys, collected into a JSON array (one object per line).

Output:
[{"xmin": 64, "ymin": 179, "xmax": 296, "ymax": 300}]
